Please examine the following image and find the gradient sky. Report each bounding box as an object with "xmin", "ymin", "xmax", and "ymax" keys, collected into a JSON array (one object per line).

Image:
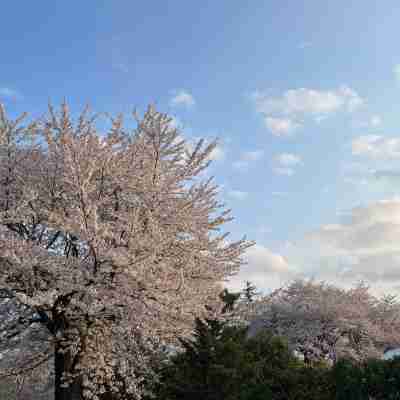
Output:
[{"xmin": 2, "ymin": 1, "xmax": 400, "ymax": 298}]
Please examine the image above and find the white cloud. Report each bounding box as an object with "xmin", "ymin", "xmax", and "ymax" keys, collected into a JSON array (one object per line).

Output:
[
  {"xmin": 285, "ymin": 198, "xmax": 400, "ymax": 298},
  {"xmin": 225, "ymin": 199, "xmax": 400, "ymax": 298},
  {"xmin": 227, "ymin": 190, "xmax": 248, "ymax": 200},
  {"xmin": 170, "ymin": 90, "xmax": 195, "ymax": 108},
  {"xmin": 352, "ymin": 135, "xmax": 400, "ymax": 159},
  {"xmin": 224, "ymin": 244, "xmax": 298, "ymax": 295},
  {"xmin": 254, "ymin": 86, "xmax": 364, "ymax": 116},
  {"xmin": 256, "ymin": 86, "xmax": 363, "ymax": 115},
  {"xmin": 224, "ymin": 198, "xmax": 400, "ymax": 297},
  {"xmin": 209, "ymin": 145, "xmax": 225, "ymax": 161},
  {"xmin": 247, "ymin": 245, "xmax": 291, "ymax": 273},
  {"xmin": 264, "ymin": 117, "xmax": 300, "ymax": 137},
  {"xmin": 0, "ymin": 87, "xmax": 22, "ymax": 101}
]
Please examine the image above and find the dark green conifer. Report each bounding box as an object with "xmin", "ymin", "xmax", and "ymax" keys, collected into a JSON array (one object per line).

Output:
[{"xmin": 219, "ymin": 288, "xmax": 241, "ymax": 313}]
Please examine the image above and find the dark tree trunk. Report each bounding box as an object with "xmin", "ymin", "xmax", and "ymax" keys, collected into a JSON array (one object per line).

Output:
[
  {"xmin": 54, "ymin": 343, "xmax": 82, "ymax": 400},
  {"xmin": 99, "ymin": 393, "xmax": 117, "ymax": 400}
]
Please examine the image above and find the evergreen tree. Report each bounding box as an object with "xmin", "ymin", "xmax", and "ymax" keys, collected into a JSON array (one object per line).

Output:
[
  {"xmin": 219, "ymin": 288, "xmax": 241, "ymax": 314},
  {"xmin": 154, "ymin": 316, "xmax": 248, "ymax": 400},
  {"xmin": 330, "ymin": 358, "xmax": 368, "ymax": 400},
  {"xmin": 243, "ymin": 281, "xmax": 260, "ymax": 303},
  {"xmin": 152, "ymin": 315, "xmax": 314, "ymax": 400}
]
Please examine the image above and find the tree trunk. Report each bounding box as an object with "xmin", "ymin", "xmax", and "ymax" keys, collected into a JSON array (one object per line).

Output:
[
  {"xmin": 54, "ymin": 343, "xmax": 82, "ymax": 400},
  {"xmin": 99, "ymin": 393, "xmax": 116, "ymax": 400}
]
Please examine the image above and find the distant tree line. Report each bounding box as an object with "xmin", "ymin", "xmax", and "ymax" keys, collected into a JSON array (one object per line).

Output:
[{"xmin": 146, "ymin": 285, "xmax": 400, "ymax": 400}]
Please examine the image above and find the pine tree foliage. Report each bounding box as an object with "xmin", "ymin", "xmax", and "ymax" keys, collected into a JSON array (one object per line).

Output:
[
  {"xmin": 242, "ymin": 280, "xmax": 260, "ymax": 303},
  {"xmin": 219, "ymin": 288, "xmax": 241, "ymax": 314},
  {"xmin": 0, "ymin": 103, "xmax": 253, "ymax": 399},
  {"xmin": 148, "ymin": 291, "xmax": 400, "ymax": 400},
  {"xmin": 153, "ymin": 316, "xmax": 250, "ymax": 400}
]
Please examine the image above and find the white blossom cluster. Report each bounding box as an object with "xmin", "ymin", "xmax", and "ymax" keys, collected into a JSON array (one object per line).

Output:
[
  {"xmin": 0, "ymin": 103, "xmax": 252, "ymax": 399},
  {"xmin": 234, "ymin": 279, "xmax": 400, "ymax": 366}
]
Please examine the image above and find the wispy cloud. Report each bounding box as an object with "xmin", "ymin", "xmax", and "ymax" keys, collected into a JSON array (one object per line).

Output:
[
  {"xmin": 209, "ymin": 144, "xmax": 225, "ymax": 161},
  {"xmin": 255, "ymin": 86, "xmax": 364, "ymax": 115},
  {"xmin": 224, "ymin": 244, "xmax": 297, "ymax": 295},
  {"xmin": 252, "ymin": 86, "xmax": 364, "ymax": 136},
  {"xmin": 352, "ymin": 135, "xmax": 400, "ymax": 159},
  {"xmin": 170, "ymin": 89, "xmax": 195, "ymax": 108},
  {"xmin": 0, "ymin": 87, "xmax": 23, "ymax": 101},
  {"xmin": 285, "ymin": 198, "xmax": 400, "ymax": 297},
  {"xmin": 264, "ymin": 117, "xmax": 300, "ymax": 137}
]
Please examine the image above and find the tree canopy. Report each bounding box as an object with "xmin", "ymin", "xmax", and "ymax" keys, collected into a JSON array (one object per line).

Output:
[
  {"xmin": 0, "ymin": 103, "xmax": 252, "ymax": 399},
  {"xmin": 241, "ymin": 279, "xmax": 400, "ymax": 366}
]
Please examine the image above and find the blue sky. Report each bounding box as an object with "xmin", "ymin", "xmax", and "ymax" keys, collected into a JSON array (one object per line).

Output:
[{"xmin": 2, "ymin": 1, "xmax": 400, "ymax": 298}]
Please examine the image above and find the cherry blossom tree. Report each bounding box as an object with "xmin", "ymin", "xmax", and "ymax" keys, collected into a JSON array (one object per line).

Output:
[
  {"xmin": 234, "ymin": 279, "xmax": 400, "ymax": 367},
  {"xmin": 0, "ymin": 103, "xmax": 252, "ymax": 399}
]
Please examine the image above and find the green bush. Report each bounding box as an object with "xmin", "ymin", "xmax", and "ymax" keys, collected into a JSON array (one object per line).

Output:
[
  {"xmin": 150, "ymin": 316, "xmax": 334, "ymax": 400},
  {"xmin": 329, "ymin": 358, "xmax": 368, "ymax": 400},
  {"xmin": 151, "ymin": 317, "xmax": 250, "ymax": 400},
  {"xmin": 146, "ymin": 313, "xmax": 400, "ymax": 400},
  {"xmin": 287, "ymin": 363, "xmax": 333, "ymax": 400},
  {"xmin": 362, "ymin": 356, "xmax": 400, "ymax": 399}
]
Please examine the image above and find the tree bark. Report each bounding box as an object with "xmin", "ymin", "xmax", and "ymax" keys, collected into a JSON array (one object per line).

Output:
[
  {"xmin": 99, "ymin": 393, "xmax": 116, "ymax": 400},
  {"xmin": 54, "ymin": 343, "xmax": 82, "ymax": 400}
]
